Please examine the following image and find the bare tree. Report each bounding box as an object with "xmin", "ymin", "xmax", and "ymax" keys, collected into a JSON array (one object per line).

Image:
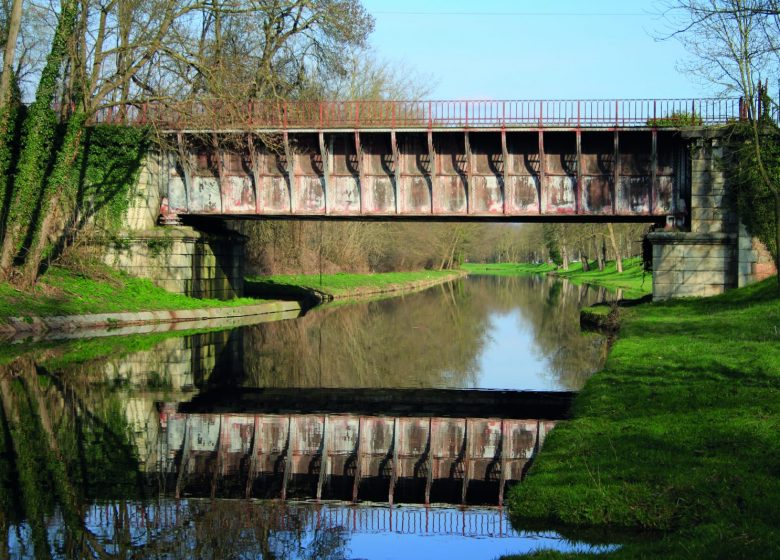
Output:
[{"xmin": 664, "ymin": 0, "xmax": 780, "ymax": 285}]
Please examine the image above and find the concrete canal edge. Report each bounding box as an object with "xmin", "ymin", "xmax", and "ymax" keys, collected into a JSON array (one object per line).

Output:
[
  {"xmin": 0, "ymin": 300, "xmax": 302, "ymax": 338},
  {"xmin": 0, "ymin": 271, "xmax": 465, "ymax": 339}
]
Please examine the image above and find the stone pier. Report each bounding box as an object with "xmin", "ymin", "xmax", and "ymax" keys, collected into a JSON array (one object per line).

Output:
[
  {"xmin": 649, "ymin": 131, "xmax": 775, "ymax": 300},
  {"xmin": 101, "ymin": 151, "xmax": 246, "ymax": 299}
]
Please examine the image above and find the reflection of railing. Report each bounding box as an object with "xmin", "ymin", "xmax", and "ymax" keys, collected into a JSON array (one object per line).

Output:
[
  {"xmin": 83, "ymin": 500, "xmax": 522, "ymax": 538},
  {"xmin": 159, "ymin": 408, "xmax": 558, "ymax": 506},
  {"xmin": 89, "ymin": 98, "xmax": 741, "ymax": 129}
]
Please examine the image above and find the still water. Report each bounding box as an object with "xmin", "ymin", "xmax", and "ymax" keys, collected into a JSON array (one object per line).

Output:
[{"xmin": 0, "ymin": 275, "xmax": 617, "ymax": 559}]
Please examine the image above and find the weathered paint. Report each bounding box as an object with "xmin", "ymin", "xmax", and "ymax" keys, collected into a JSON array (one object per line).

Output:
[
  {"xmin": 164, "ymin": 129, "xmax": 687, "ymax": 222},
  {"xmin": 160, "ymin": 410, "xmax": 556, "ymax": 505}
]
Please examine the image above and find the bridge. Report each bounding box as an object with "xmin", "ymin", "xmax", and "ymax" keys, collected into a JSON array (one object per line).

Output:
[
  {"xmin": 102, "ymin": 97, "xmax": 774, "ymax": 300},
  {"xmin": 154, "ymin": 389, "xmax": 570, "ymax": 507},
  {"xmin": 103, "ymin": 98, "xmax": 742, "ymax": 222}
]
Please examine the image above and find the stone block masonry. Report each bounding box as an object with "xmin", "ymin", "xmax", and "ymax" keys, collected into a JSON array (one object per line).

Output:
[
  {"xmin": 650, "ymin": 131, "xmax": 775, "ymax": 300},
  {"xmin": 103, "ymin": 226, "xmax": 246, "ymax": 299}
]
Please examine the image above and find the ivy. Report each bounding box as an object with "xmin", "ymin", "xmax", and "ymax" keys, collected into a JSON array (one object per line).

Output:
[
  {"xmin": 74, "ymin": 124, "xmax": 150, "ymax": 235},
  {"xmin": 0, "ymin": 0, "xmax": 78, "ymax": 276}
]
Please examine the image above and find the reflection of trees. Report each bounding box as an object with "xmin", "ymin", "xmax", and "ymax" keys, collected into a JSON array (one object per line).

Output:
[
  {"xmin": 239, "ymin": 281, "xmax": 487, "ymax": 389},
  {"xmin": 0, "ymin": 358, "xmax": 350, "ymax": 558},
  {"xmin": 463, "ymin": 275, "xmax": 609, "ymax": 390},
  {"xmin": 0, "ymin": 357, "xmax": 141, "ymax": 558},
  {"xmin": 239, "ymin": 276, "xmax": 608, "ymax": 391}
]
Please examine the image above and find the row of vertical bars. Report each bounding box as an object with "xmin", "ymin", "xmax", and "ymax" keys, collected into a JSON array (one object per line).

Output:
[
  {"xmin": 93, "ymin": 98, "xmax": 741, "ymax": 128},
  {"xmin": 175, "ymin": 128, "xmax": 667, "ymax": 217},
  {"xmin": 167, "ymin": 414, "xmax": 549, "ymax": 506},
  {"xmin": 83, "ymin": 501, "xmax": 519, "ymax": 537}
]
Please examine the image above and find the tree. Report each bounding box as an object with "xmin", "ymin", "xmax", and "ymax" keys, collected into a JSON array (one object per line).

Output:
[{"xmin": 665, "ymin": 0, "xmax": 780, "ymax": 286}]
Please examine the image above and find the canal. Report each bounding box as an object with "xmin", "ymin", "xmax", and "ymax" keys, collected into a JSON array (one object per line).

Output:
[{"xmin": 0, "ymin": 275, "xmax": 619, "ymax": 558}]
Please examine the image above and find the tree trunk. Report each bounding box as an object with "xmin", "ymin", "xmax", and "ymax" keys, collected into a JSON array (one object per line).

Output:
[
  {"xmin": 0, "ymin": 0, "xmax": 23, "ymax": 110},
  {"xmin": 580, "ymin": 255, "xmax": 590, "ymax": 271},
  {"xmin": 0, "ymin": 0, "xmax": 78, "ymax": 280},
  {"xmin": 607, "ymin": 223, "xmax": 623, "ymax": 273},
  {"xmin": 561, "ymin": 245, "xmax": 569, "ymax": 270},
  {"xmin": 20, "ymin": 109, "xmax": 87, "ymax": 287}
]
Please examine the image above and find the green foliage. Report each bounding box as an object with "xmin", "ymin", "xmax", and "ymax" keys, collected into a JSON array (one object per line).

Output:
[
  {"xmin": 506, "ymin": 277, "xmax": 780, "ymax": 557},
  {"xmin": 0, "ymin": 0, "xmax": 78, "ymax": 271},
  {"xmin": 552, "ymin": 257, "xmax": 651, "ymax": 297},
  {"xmin": 647, "ymin": 111, "xmax": 703, "ymax": 127},
  {"xmin": 246, "ymin": 269, "xmax": 461, "ymax": 297},
  {"xmin": 80, "ymin": 125, "xmax": 150, "ymax": 233},
  {"xmin": 721, "ymin": 114, "xmax": 779, "ymax": 263},
  {"xmin": 462, "ymin": 262, "xmax": 557, "ymax": 275},
  {"xmin": 0, "ymin": 264, "xmax": 260, "ymax": 322},
  {"xmin": 145, "ymin": 235, "xmax": 173, "ymax": 258},
  {"xmin": 543, "ymin": 224, "xmax": 562, "ymax": 265},
  {"xmin": 0, "ymin": 71, "xmax": 25, "ymax": 234}
]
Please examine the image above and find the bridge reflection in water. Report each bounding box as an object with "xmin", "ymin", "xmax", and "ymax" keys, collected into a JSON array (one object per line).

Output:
[
  {"xmin": 85, "ymin": 500, "xmax": 523, "ymax": 540},
  {"xmin": 158, "ymin": 400, "xmax": 563, "ymax": 507}
]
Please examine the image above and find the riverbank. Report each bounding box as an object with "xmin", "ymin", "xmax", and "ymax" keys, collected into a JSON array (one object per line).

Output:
[
  {"xmin": 245, "ymin": 269, "xmax": 466, "ymax": 304},
  {"xmin": 505, "ymin": 276, "xmax": 780, "ymax": 558},
  {"xmin": 0, "ymin": 264, "xmax": 293, "ymax": 337},
  {"xmin": 463, "ymin": 258, "xmax": 651, "ymax": 297}
]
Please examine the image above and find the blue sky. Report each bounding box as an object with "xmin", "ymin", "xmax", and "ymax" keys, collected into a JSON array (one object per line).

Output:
[{"xmin": 360, "ymin": 0, "xmax": 711, "ymax": 100}]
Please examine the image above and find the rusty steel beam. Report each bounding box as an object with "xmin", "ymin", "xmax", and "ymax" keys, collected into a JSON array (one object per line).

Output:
[
  {"xmin": 316, "ymin": 415, "xmax": 329, "ymax": 501},
  {"xmin": 319, "ymin": 132, "xmax": 330, "ymax": 215},
  {"xmin": 613, "ymin": 131, "xmax": 620, "ymax": 215},
  {"xmin": 245, "ymin": 416, "xmax": 260, "ymax": 498},
  {"xmin": 651, "ymin": 128, "xmax": 658, "ymax": 214},
  {"xmin": 461, "ymin": 418, "xmax": 470, "ymax": 504},
  {"xmin": 283, "ymin": 132, "xmax": 294, "ymax": 213},
  {"xmin": 389, "ymin": 417, "xmax": 399, "ymax": 505},
  {"xmin": 354, "ymin": 131, "xmax": 365, "ymax": 215},
  {"xmin": 424, "ymin": 418, "xmax": 433, "ymax": 505},
  {"xmin": 427, "ymin": 130, "xmax": 436, "ymax": 214},
  {"xmin": 575, "ymin": 130, "xmax": 582, "ymax": 215},
  {"xmin": 538, "ymin": 130, "xmax": 545, "ymax": 214},
  {"xmin": 498, "ymin": 420, "xmax": 507, "ymax": 507},
  {"xmin": 174, "ymin": 418, "xmax": 191, "ymax": 499},
  {"xmin": 352, "ymin": 417, "xmax": 363, "ymax": 502},
  {"xmin": 281, "ymin": 416, "xmax": 293, "ymax": 501},
  {"xmin": 465, "ymin": 131, "xmax": 473, "ymax": 215},
  {"xmin": 391, "ymin": 130, "xmax": 400, "ymax": 214},
  {"xmin": 501, "ymin": 129, "xmax": 508, "ymax": 215}
]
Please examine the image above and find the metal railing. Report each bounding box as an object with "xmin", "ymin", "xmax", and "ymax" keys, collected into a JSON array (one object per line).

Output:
[{"xmin": 90, "ymin": 97, "xmax": 742, "ymax": 129}]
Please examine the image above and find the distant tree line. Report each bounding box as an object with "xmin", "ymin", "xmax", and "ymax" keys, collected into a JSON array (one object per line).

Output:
[{"xmin": 237, "ymin": 221, "xmax": 649, "ymax": 275}]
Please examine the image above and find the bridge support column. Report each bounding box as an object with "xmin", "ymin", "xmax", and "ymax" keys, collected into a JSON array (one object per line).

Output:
[
  {"xmin": 103, "ymin": 226, "xmax": 246, "ymax": 300},
  {"xmin": 649, "ymin": 133, "xmax": 775, "ymax": 300}
]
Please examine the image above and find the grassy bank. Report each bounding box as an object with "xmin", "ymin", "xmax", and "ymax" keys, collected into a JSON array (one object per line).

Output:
[
  {"xmin": 461, "ymin": 262, "xmax": 557, "ymax": 276},
  {"xmin": 464, "ymin": 259, "xmax": 651, "ymax": 297},
  {"xmin": 246, "ymin": 269, "xmax": 463, "ymax": 300},
  {"xmin": 505, "ymin": 277, "xmax": 780, "ymax": 558},
  {"xmin": 0, "ymin": 265, "xmax": 259, "ymax": 322},
  {"xmin": 552, "ymin": 257, "xmax": 651, "ymax": 296}
]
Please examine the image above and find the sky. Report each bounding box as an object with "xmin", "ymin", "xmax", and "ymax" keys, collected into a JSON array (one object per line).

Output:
[{"xmin": 359, "ymin": 0, "xmax": 713, "ymax": 100}]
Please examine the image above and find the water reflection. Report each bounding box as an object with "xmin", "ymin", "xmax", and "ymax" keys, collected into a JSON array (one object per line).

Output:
[
  {"xmin": 0, "ymin": 275, "xmax": 618, "ymax": 558},
  {"xmin": 238, "ymin": 275, "xmax": 610, "ymax": 392}
]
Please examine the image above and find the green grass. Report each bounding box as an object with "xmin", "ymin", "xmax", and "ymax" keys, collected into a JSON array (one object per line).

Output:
[
  {"xmin": 0, "ymin": 265, "xmax": 260, "ymax": 322},
  {"xmin": 462, "ymin": 259, "xmax": 651, "ymax": 298},
  {"xmin": 245, "ymin": 269, "xmax": 461, "ymax": 297},
  {"xmin": 461, "ymin": 262, "xmax": 557, "ymax": 276},
  {"xmin": 0, "ymin": 325, "xmax": 232, "ymax": 368},
  {"xmin": 505, "ymin": 276, "xmax": 780, "ymax": 558},
  {"xmin": 552, "ymin": 258, "xmax": 651, "ymax": 296}
]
